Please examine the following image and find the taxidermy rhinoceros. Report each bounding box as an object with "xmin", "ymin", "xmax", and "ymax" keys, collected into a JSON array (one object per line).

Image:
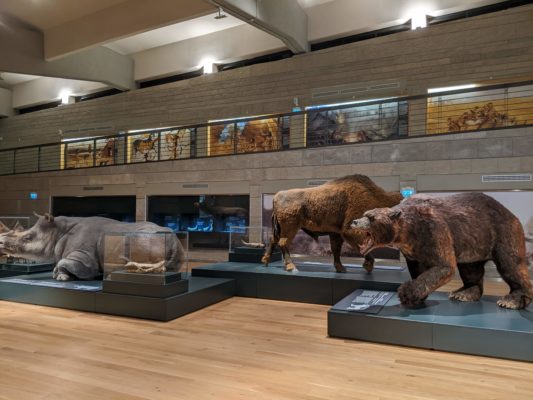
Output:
[{"xmin": 0, "ymin": 213, "xmax": 184, "ymax": 281}]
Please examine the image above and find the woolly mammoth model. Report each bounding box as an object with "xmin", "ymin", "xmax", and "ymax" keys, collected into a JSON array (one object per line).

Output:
[
  {"xmin": 262, "ymin": 174, "xmax": 403, "ymax": 272},
  {"xmin": 0, "ymin": 213, "xmax": 185, "ymax": 281},
  {"xmin": 351, "ymin": 193, "xmax": 533, "ymax": 309}
]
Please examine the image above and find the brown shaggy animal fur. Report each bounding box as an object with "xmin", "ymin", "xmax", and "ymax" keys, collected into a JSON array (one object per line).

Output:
[
  {"xmin": 262, "ymin": 174, "xmax": 403, "ymax": 272},
  {"xmin": 351, "ymin": 193, "xmax": 533, "ymax": 309}
]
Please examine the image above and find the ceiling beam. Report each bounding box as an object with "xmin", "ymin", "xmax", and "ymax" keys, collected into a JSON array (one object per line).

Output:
[
  {"xmin": 208, "ymin": 0, "xmax": 309, "ymax": 53},
  {"xmin": 0, "ymin": 13, "xmax": 135, "ymax": 90},
  {"xmin": 44, "ymin": 0, "xmax": 215, "ymax": 61}
]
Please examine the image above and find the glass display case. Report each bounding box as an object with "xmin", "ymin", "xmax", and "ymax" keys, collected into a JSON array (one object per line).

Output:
[
  {"xmin": 103, "ymin": 231, "xmax": 188, "ymax": 286},
  {"xmin": 0, "ymin": 216, "xmax": 55, "ymax": 275},
  {"xmin": 228, "ymin": 226, "xmax": 281, "ymax": 263},
  {"xmin": 102, "ymin": 230, "xmax": 190, "ymax": 297},
  {"xmin": 148, "ymin": 195, "xmax": 249, "ymax": 249},
  {"xmin": 261, "ymin": 194, "xmax": 400, "ymax": 271}
]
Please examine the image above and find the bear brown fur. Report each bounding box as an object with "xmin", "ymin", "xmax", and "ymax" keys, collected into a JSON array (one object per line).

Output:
[
  {"xmin": 262, "ymin": 174, "xmax": 403, "ymax": 272},
  {"xmin": 350, "ymin": 192, "xmax": 533, "ymax": 309}
]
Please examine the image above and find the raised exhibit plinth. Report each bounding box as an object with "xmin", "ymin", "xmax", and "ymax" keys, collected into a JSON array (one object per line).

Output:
[
  {"xmin": 228, "ymin": 247, "xmax": 281, "ymax": 263},
  {"xmin": 328, "ymin": 290, "xmax": 533, "ymax": 362},
  {"xmin": 0, "ymin": 262, "xmax": 55, "ymax": 278},
  {"xmin": 0, "ymin": 272, "xmax": 235, "ymax": 321},
  {"xmin": 192, "ymin": 261, "xmax": 409, "ymax": 305}
]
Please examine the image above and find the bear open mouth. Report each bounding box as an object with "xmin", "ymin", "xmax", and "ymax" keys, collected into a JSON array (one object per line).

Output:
[{"xmin": 358, "ymin": 232, "xmax": 374, "ymax": 255}]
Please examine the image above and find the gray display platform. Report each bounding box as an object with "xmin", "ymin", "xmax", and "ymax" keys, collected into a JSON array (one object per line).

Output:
[
  {"xmin": 0, "ymin": 262, "xmax": 55, "ymax": 278},
  {"xmin": 192, "ymin": 261, "xmax": 410, "ymax": 305},
  {"xmin": 328, "ymin": 290, "xmax": 533, "ymax": 362},
  {"xmin": 0, "ymin": 272, "xmax": 235, "ymax": 321}
]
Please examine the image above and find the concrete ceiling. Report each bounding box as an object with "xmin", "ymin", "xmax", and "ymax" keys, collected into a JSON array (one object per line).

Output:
[{"xmin": 0, "ymin": 0, "xmax": 512, "ymax": 110}]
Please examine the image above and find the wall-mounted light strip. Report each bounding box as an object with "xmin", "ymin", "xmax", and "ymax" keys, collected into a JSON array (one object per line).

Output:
[
  {"xmin": 427, "ymin": 84, "xmax": 477, "ymax": 94},
  {"xmin": 305, "ymin": 97, "xmax": 396, "ymax": 111}
]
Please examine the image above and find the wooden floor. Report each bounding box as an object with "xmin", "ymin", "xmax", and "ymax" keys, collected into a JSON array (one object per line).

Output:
[{"xmin": 0, "ymin": 279, "xmax": 532, "ymax": 400}]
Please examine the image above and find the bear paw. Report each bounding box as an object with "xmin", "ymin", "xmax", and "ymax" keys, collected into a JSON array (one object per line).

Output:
[
  {"xmin": 261, "ymin": 255, "xmax": 270, "ymax": 266},
  {"xmin": 497, "ymin": 293, "xmax": 530, "ymax": 310},
  {"xmin": 398, "ymin": 281, "xmax": 426, "ymax": 307},
  {"xmin": 449, "ymin": 286, "xmax": 482, "ymax": 302}
]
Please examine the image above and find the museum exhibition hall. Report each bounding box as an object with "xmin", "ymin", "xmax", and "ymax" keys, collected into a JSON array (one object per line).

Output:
[{"xmin": 0, "ymin": 0, "xmax": 533, "ymax": 398}]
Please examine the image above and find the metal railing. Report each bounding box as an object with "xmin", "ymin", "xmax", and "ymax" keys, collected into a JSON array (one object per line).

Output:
[{"xmin": 1, "ymin": 81, "xmax": 532, "ymax": 176}]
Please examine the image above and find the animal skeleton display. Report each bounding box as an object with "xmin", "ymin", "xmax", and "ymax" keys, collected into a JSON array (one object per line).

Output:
[
  {"xmin": 240, "ymin": 240, "xmax": 265, "ymax": 249},
  {"xmin": 124, "ymin": 260, "xmax": 166, "ymax": 274}
]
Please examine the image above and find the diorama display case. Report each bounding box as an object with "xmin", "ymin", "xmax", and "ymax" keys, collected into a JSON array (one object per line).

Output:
[
  {"xmin": 261, "ymin": 194, "xmax": 400, "ymax": 272},
  {"xmin": 228, "ymin": 226, "xmax": 281, "ymax": 263},
  {"xmin": 102, "ymin": 231, "xmax": 189, "ymax": 297},
  {"xmin": 148, "ymin": 195, "xmax": 249, "ymax": 249},
  {"xmin": 0, "ymin": 215, "xmax": 55, "ymax": 276}
]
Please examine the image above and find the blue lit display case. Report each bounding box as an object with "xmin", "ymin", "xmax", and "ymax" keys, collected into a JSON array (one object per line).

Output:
[{"xmin": 148, "ymin": 195, "xmax": 250, "ymax": 249}]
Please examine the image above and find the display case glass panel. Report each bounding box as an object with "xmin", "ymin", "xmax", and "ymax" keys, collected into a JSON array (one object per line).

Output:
[
  {"xmin": 103, "ymin": 231, "xmax": 187, "ymax": 285},
  {"xmin": 127, "ymin": 132, "xmax": 159, "ymax": 162},
  {"xmin": 148, "ymin": 195, "xmax": 249, "ymax": 249},
  {"xmin": 426, "ymin": 84, "xmax": 533, "ymax": 134},
  {"xmin": 64, "ymin": 139, "xmax": 95, "ymax": 169},
  {"xmin": 262, "ymin": 193, "xmax": 400, "ymax": 268},
  {"xmin": 160, "ymin": 128, "xmax": 194, "ymax": 160},
  {"xmin": 306, "ymin": 100, "xmax": 408, "ymax": 148},
  {"xmin": 228, "ymin": 226, "xmax": 277, "ymax": 263}
]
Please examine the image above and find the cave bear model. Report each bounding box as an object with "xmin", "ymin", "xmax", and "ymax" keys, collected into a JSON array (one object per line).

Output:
[
  {"xmin": 350, "ymin": 193, "xmax": 533, "ymax": 309},
  {"xmin": 262, "ymin": 174, "xmax": 403, "ymax": 272},
  {"xmin": 0, "ymin": 214, "xmax": 185, "ymax": 281}
]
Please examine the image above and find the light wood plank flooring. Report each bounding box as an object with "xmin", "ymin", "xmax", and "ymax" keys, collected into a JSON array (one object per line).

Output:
[{"xmin": 0, "ymin": 280, "xmax": 532, "ymax": 400}]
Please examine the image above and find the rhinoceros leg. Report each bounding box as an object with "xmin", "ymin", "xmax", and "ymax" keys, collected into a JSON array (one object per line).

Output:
[{"xmin": 53, "ymin": 254, "xmax": 99, "ymax": 281}]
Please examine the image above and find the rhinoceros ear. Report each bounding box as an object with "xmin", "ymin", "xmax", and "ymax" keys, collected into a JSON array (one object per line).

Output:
[
  {"xmin": 44, "ymin": 213, "xmax": 55, "ymax": 223},
  {"xmin": 0, "ymin": 221, "xmax": 9, "ymax": 233},
  {"xmin": 12, "ymin": 221, "xmax": 25, "ymax": 232},
  {"xmin": 387, "ymin": 209, "xmax": 402, "ymax": 220}
]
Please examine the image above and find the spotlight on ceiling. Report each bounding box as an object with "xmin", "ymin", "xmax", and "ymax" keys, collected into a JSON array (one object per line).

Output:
[
  {"xmin": 202, "ymin": 59, "xmax": 216, "ymax": 74},
  {"xmin": 410, "ymin": 12, "xmax": 427, "ymax": 30},
  {"xmin": 214, "ymin": 7, "xmax": 227, "ymax": 20},
  {"xmin": 59, "ymin": 90, "xmax": 72, "ymax": 105}
]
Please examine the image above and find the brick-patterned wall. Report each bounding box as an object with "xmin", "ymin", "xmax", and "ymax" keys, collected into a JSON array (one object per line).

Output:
[{"xmin": 0, "ymin": 5, "xmax": 532, "ymax": 149}]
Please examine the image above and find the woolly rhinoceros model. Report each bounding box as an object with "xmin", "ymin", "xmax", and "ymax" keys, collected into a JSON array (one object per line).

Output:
[
  {"xmin": 0, "ymin": 214, "xmax": 185, "ymax": 281},
  {"xmin": 262, "ymin": 174, "xmax": 403, "ymax": 273},
  {"xmin": 350, "ymin": 193, "xmax": 533, "ymax": 309}
]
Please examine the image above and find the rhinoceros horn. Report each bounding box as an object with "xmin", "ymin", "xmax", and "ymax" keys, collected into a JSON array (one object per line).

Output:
[
  {"xmin": 12, "ymin": 221, "xmax": 25, "ymax": 232},
  {"xmin": 0, "ymin": 221, "xmax": 9, "ymax": 233},
  {"xmin": 33, "ymin": 211, "xmax": 54, "ymax": 223}
]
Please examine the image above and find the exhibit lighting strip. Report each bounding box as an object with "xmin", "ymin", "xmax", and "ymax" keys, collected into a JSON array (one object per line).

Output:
[
  {"xmin": 305, "ymin": 97, "xmax": 396, "ymax": 110},
  {"xmin": 427, "ymin": 84, "xmax": 477, "ymax": 94},
  {"xmin": 61, "ymin": 136, "xmax": 99, "ymax": 143},
  {"xmin": 127, "ymin": 127, "xmax": 174, "ymax": 134}
]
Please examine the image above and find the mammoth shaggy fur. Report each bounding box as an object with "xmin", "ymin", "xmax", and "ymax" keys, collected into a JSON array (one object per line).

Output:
[
  {"xmin": 351, "ymin": 193, "xmax": 533, "ymax": 309},
  {"xmin": 262, "ymin": 174, "xmax": 403, "ymax": 272}
]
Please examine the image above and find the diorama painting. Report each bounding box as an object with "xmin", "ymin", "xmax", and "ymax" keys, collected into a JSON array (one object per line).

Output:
[
  {"xmin": 160, "ymin": 129, "xmax": 193, "ymax": 160},
  {"xmin": 127, "ymin": 132, "xmax": 159, "ymax": 162},
  {"xmin": 95, "ymin": 137, "xmax": 117, "ymax": 166},
  {"xmin": 426, "ymin": 191, "xmax": 533, "ymax": 267},
  {"xmin": 306, "ymin": 101, "xmax": 407, "ymax": 148},
  {"xmin": 426, "ymin": 85, "xmax": 533, "ymax": 134},
  {"xmin": 208, "ymin": 118, "xmax": 281, "ymax": 156},
  {"xmin": 64, "ymin": 140, "xmax": 94, "ymax": 169},
  {"xmin": 262, "ymin": 193, "xmax": 399, "ymax": 260}
]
